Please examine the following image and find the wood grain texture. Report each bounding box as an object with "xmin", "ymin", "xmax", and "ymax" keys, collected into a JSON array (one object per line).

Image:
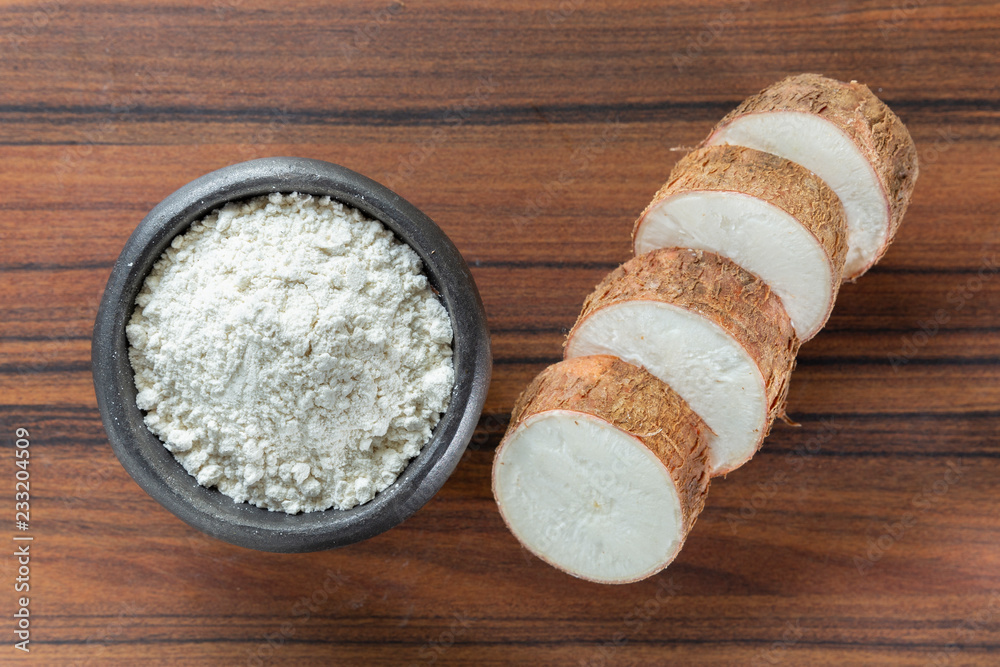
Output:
[{"xmin": 1, "ymin": 0, "xmax": 998, "ymax": 664}]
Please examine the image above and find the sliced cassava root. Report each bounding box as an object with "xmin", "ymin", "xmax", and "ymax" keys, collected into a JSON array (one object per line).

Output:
[
  {"xmin": 492, "ymin": 355, "xmax": 711, "ymax": 584},
  {"xmin": 565, "ymin": 248, "xmax": 798, "ymax": 476},
  {"xmin": 633, "ymin": 145, "xmax": 848, "ymax": 341},
  {"xmin": 703, "ymin": 73, "xmax": 919, "ymax": 280},
  {"xmin": 493, "ymin": 74, "xmax": 918, "ymax": 584}
]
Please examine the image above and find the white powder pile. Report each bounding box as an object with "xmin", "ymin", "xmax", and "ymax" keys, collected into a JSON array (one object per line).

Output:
[{"xmin": 127, "ymin": 192, "xmax": 455, "ymax": 514}]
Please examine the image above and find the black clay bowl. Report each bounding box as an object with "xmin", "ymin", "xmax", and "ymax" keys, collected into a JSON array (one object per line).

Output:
[{"xmin": 92, "ymin": 157, "xmax": 492, "ymax": 553}]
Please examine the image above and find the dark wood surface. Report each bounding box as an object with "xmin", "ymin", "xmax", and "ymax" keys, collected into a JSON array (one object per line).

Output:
[{"xmin": 2, "ymin": 0, "xmax": 999, "ymax": 664}]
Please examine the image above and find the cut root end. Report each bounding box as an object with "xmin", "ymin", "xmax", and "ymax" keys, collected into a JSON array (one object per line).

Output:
[{"xmin": 492, "ymin": 356, "xmax": 710, "ymax": 584}]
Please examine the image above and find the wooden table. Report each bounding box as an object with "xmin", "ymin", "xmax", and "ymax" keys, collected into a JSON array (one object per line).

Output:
[{"xmin": 2, "ymin": 0, "xmax": 998, "ymax": 664}]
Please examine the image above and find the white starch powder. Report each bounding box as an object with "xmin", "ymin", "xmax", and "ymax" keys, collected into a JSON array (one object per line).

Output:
[{"xmin": 127, "ymin": 192, "xmax": 455, "ymax": 513}]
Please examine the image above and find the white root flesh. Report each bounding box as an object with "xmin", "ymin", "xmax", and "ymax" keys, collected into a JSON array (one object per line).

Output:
[
  {"xmin": 703, "ymin": 74, "xmax": 919, "ymax": 280},
  {"xmin": 494, "ymin": 410, "xmax": 690, "ymax": 584},
  {"xmin": 635, "ymin": 192, "xmax": 834, "ymax": 339},
  {"xmin": 706, "ymin": 111, "xmax": 884, "ymax": 278},
  {"xmin": 566, "ymin": 302, "xmax": 764, "ymax": 474},
  {"xmin": 633, "ymin": 145, "xmax": 849, "ymax": 340},
  {"xmin": 492, "ymin": 355, "xmax": 710, "ymax": 584},
  {"xmin": 565, "ymin": 249, "xmax": 798, "ymax": 476}
]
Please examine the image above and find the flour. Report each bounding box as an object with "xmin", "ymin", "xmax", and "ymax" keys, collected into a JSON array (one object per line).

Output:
[{"xmin": 127, "ymin": 192, "xmax": 454, "ymax": 514}]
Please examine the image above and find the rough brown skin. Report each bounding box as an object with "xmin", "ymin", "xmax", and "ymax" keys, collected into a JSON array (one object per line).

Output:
[
  {"xmin": 636, "ymin": 143, "xmax": 849, "ymax": 284},
  {"xmin": 566, "ymin": 248, "xmax": 800, "ymax": 473},
  {"xmin": 494, "ymin": 355, "xmax": 711, "ymax": 581},
  {"xmin": 703, "ymin": 73, "xmax": 919, "ymax": 280},
  {"xmin": 633, "ymin": 144, "xmax": 849, "ymax": 340},
  {"xmin": 505, "ymin": 355, "xmax": 711, "ymax": 536}
]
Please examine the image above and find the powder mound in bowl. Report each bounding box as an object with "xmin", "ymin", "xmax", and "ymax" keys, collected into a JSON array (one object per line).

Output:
[{"xmin": 126, "ymin": 192, "xmax": 455, "ymax": 514}]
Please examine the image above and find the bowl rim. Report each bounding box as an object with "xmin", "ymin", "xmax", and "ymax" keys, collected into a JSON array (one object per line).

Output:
[{"xmin": 92, "ymin": 157, "xmax": 492, "ymax": 553}]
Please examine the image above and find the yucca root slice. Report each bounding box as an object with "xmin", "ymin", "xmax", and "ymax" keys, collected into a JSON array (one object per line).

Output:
[
  {"xmin": 492, "ymin": 355, "xmax": 711, "ymax": 584},
  {"xmin": 633, "ymin": 145, "xmax": 848, "ymax": 341},
  {"xmin": 565, "ymin": 248, "xmax": 799, "ymax": 475},
  {"xmin": 703, "ymin": 73, "xmax": 919, "ymax": 280}
]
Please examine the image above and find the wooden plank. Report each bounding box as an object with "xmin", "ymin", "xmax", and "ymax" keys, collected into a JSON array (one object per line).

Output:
[{"xmin": 1, "ymin": 0, "xmax": 999, "ymax": 663}]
